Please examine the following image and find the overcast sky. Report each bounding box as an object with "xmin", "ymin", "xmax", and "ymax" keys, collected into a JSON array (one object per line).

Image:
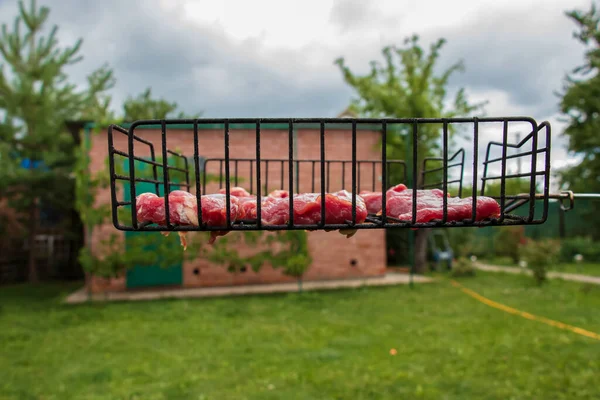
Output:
[{"xmin": 0, "ymin": 0, "xmax": 591, "ymax": 184}]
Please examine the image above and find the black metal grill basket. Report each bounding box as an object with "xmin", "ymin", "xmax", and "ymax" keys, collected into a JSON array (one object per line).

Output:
[{"xmin": 108, "ymin": 117, "xmax": 565, "ymax": 234}]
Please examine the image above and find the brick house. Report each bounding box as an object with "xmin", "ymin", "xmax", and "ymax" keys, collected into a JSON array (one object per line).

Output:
[{"xmin": 81, "ymin": 113, "xmax": 399, "ymax": 293}]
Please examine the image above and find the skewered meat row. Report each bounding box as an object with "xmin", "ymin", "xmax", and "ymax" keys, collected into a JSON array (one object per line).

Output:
[
  {"xmin": 359, "ymin": 184, "xmax": 501, "ymax": 222},
  {"xmin": 218, "ymin": 189, "xmax": 368, "ymax": 225},
  {"xmin": 134, "ymin": 185, "xmax": 501, "ymax": 249},
  {"xmin": 135, "ymin": 188, "xmax": 368, "ymax": 248}
]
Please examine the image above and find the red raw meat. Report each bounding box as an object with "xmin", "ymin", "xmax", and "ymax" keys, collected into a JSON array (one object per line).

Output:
[
  {"xmin": 236, "ymin": 196, "xmax": 259, "ymax": 220},
  {"xmin": 199, "ymin": 193, "xmax": 240, "ymax": 226},
  {"xmin": 136, "ymin": 193, "xmax": 166, "ymax": 225},
  {"xmin": 133, "ymin": 184, "xmax": 497, "ymax": 248},
  {"xmin": 378, "ymin": 189, "xmax": 500, "ymax": 223},
  {"xmin": 359, "ymin": 184, "xmax": 408, "ymax": 214},
  {"xmin": 267, "ymin": 190, "xmax": 289, "ymax": 199},
  {"xmin": 199, "ymin": 193, "xmax": 241, "ymax": 244},
  {"xmin": 218, "ymin": 187, "xmax": 252, "ymax": 197},
  {"xmin": 229, "ymin": 189, "xmax": 291, "ymax": 221},
  {"xmin": 167, "ymin": 190, "xmax": 201, "ymax": 226},
  {"xmin": 135, "ymin": 190, "xmax": 240, "ymax": 248},
  {"xmin": 136, "ymin": 191, "xmax": 199, "ymax": 226},
  {"xmin": 260, "ymin": 190, "xmax": 368, "ymax": 229}
]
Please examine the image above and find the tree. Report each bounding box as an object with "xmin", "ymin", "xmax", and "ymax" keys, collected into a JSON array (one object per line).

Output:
[
  {"xmin": 123, "ymin": 87, "xmax": 201, "ymax": 122},
  {"xmin": 558, "ymin": 2, "xmax": 600, "ymax": 237},
  {"xmin": 461, "ymin": 178, "xmax": 538, "ymax": 198},
  {"xmin": 335, "ymin": 34, "xmax": 486, "ymax": 273},
  {"xmin": 0, "ymin": 0, "xmax": 114, "ymax": 281}
]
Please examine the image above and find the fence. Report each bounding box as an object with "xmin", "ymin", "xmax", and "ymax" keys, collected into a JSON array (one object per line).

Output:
[{"xmin": 484, "ymin": 198, "xmax": 596, "ymax": 240}]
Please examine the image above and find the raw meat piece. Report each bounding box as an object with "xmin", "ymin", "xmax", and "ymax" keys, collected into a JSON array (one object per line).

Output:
[
  {"xmin": 136, "ymin": 193, "xmax": 166, "ymax": 225},
  {"xmin": 135, "ymin": 191, "xmax": 197, "ymax": 250},
  {"xmin": 168, "ymin": 190, "xmax": 200, "ymax": 226},
  {"xmin": 199, "ymin": 193, "xmax": 241, "ymax": 245},
  {"xmin": 198, "ymin": 193, "xmax": 240, "ymax": 227},
  {"xmin": 267, "ymin": 190, "xmax": 289, "ymax": 199},
  {"xmin": 135, "ymin": 190, "xmax": 240, "ymax": 248},
  {"xmin": 378, "ymin": 189, "xmax": 500, "ymax": 223},
  {"xmin": 227, "ymin": 189, "xmax": 290, "ymax": 221},
  {"xmin": 260, "ymin": 190, "xmax": 368, "ymax": 230},
  {"xmin": 359, "ymin": 184, "xmax": 408, "ymax": 214},
  {"xmin": 218, "ymin": 187, "xmax": 252, "ymax": 197},
  {"xmin": 136, "ymin": 191, "xmax": 199, "ymax": 227},
  {"xmin": 236, "ymin": 196, "xmax": 259, "ymax": 221}
]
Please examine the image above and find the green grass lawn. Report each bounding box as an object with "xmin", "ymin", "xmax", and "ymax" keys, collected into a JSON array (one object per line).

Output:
[
  {"xmin": 482, "ymin": 257, "xmax": 600, "ymax": 277},
  {"xmin": 551, "ymin": 263, "xmax": 600, "ymax": 277},
  {"xmin": 1, "ymin": 272, "xmax": 600, "ymax": 400}
]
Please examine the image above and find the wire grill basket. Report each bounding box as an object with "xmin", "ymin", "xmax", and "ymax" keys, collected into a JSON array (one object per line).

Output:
[{"xmin": 108, "ymin": 117, "xmax": 557, "ymax": 234}]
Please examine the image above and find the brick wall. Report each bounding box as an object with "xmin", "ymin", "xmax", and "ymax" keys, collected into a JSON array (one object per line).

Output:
[{"xmin": 87, "ymin": 124, "xmax": 387, "ymax": 293}]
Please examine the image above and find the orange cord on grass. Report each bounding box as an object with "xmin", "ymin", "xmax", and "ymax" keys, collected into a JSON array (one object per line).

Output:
[{"xmin": 450, "ymin": 280, "xmax": 600, "ymax": 341}]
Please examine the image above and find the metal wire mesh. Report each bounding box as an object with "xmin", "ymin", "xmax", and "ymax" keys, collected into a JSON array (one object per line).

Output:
[{"xmin": 108, "ymin": 117, "xmax": 553, "ymax": 233}]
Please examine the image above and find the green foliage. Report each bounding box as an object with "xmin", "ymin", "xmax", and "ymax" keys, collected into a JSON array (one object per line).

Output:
[
  {"xmin": 73, "ymin": 131, "xmax": 110, "ymax": 230},
  {"xmin": 206, "ymin": 230, "xmax": 312, "ymax": 279},
  {"xmin": 78, "ymin": 232, "xmax": 202, "ymax": 279},
  {"xmin": 123, "ymin": 87, "xmax": 201, "ymax": 122},
  {"xmin": 559, "ymin": 236, "xmax": 600, "ymax": 263},
  {"xmin": 462, "ymin": 178, "xmax": 539, "ymax": 198},
  {"xmin": 520, "ymin": 239, "xmax": 561, "ymax": 285},
  {"xmin": 558, "ymin": 3, "xmax": 600, "ymax": 237},
  {"xmin": 493, "ymin": 226, "xmax": 526, "ymax": 264},
  {"xmin": 450, "ymin": 257, "xmax": 476, "ymax": 278}
]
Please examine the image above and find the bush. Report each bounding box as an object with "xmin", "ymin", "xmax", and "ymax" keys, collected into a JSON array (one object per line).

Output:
[
  {"xmin": 493, "ymin": 226, "xmax": 526, "ymax": 263},
  {"xmin": 519, "ymin": 239, "xmax": 560, "ymax": 285},
  {"xmin": 450, "ymin": 257, "xmax": 476, "ymax": 278},
  {"xmin": 447, "ymin": 228, "xmax": 490, "ymax": 259},
  {"xmin": 559, "ymin": 236, "xmax": 600, "ymax": 263}
]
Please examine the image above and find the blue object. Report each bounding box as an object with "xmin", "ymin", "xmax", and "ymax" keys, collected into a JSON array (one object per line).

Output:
[
  {"xmin": 20, "ymin": 158, "xmax": 44, "ymax": 169},
  {"xmin": 428, "ymin": 231, "xmax": 454, "ymax": 270}
]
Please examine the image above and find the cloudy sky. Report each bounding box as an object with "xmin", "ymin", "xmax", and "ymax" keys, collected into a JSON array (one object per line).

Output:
[{"xmin": 0, "ymin": 0, "xmax": 591, "ymax": 185}]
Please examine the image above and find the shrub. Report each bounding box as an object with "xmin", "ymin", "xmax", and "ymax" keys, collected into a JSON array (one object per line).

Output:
[
  {"xmin": 519, "ymin": 239, "xmax": 560, "ymax": 285},
  {"xmin": 450, "ymin": 257, "xmax": 476, "ymax": 278},
  {"xmin": 559, "ymin": 236, "xmax": 600, "ymax": 263},
  {"xmin": 448, "ymin": 228, "xmax": 490, "ymax": 259},
  {"xmin": 493, "ymin": 226, "xmax": 526, "ymax": 263}
]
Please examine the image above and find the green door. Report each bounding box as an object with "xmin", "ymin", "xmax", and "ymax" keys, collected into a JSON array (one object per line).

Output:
[{"xmin": 122, "ymin": 160, "xmax": 183, "ymax": 289}]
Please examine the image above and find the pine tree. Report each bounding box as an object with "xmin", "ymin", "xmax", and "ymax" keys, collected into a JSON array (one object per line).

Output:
[{"xmin": 0, "ymin": 0, "xmax": 114, "ymax": 281}]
